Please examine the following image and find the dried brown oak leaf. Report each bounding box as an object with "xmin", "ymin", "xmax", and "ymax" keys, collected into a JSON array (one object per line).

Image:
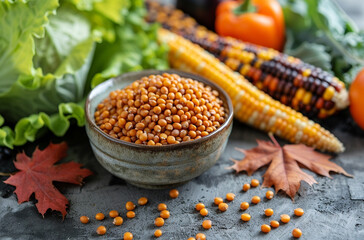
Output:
[
  {"xmin": 230, "ymin": 134, "xmax": 352, "ymax": 199},
  {"xmin": 4, "ymin": 142, "xmax": 92, "ymax": 218}
]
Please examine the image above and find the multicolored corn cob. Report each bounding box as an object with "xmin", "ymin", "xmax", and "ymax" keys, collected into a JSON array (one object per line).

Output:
[
  {"xmin": 146, "ymin": 1, "xmax": 349, "ymax": 119},
  {"xmin": 158, "ymin": 28, "xmax": 344, "ymax": 153}
]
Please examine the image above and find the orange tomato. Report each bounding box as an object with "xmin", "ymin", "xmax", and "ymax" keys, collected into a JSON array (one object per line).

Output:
[{"xmin": 350, "ymin": 69, "xmax": 364, "ymax": 130}]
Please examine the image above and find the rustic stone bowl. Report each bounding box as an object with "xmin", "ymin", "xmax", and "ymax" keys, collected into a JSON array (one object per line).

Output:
[{"xmin": 85, "ymin": 70, "xmax": 233, "ymax": 189}]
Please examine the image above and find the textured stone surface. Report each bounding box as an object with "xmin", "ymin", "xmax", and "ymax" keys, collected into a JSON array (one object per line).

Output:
[{"xmin": 0, "ymin": 115, "xmax": 363, "ymax": 240}]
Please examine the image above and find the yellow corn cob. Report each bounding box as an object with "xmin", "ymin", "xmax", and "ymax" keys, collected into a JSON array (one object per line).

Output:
[
  {"xmin": 158, "ymin": 28, "xmax": 344, "ymax": 153},
  {"xmin": 146, "ymin": 1, "xmax": 349, "ymax": 119}
]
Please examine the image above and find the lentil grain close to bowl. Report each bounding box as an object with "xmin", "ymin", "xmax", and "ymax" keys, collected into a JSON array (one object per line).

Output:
[{"xmin": 85, "ymin": 70, "xmax": 233, "ymax": 189}]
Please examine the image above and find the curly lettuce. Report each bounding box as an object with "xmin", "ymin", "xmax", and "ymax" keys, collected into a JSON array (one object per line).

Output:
[{"xmin": 0, "ymin": 0, "xmax": 168, "ymax": 148}]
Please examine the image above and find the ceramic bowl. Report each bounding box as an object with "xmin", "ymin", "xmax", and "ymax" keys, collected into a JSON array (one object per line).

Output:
[{"xmin": 85, "ymin": 70, "xmax": 233, "ymax": 189}]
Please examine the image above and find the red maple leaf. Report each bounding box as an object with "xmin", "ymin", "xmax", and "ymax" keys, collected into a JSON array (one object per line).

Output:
[
  {"xmin": 230, "ymin": 134, "xmax": 352, "ymax": 199},
  {"xmin": 4, "ymin": 142, "xmax": 92, "ymax": 218}
]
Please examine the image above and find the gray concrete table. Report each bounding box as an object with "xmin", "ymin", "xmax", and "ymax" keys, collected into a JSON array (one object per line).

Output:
[
  {"xmin": 1, "ymin": 1, "xmax": 364, "ymax": 239},
  {"xmin": 0, "ymin": 114, "xmax": 363, "ymax": 240}
]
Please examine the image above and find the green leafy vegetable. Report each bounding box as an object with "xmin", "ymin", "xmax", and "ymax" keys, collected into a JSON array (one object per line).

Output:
[
  {"xmin": 280, "ymin": 0, "xmax": 364, "ymax": 86},
  {"xmin": 87, "ymin": 0, "xmax": 169, "ymax": 89},
  {"xmin": 0, "ymin": 0, "xmax": 168, "ymax": 148}
]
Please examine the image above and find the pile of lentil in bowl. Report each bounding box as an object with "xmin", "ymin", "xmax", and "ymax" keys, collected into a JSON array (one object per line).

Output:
[{"xmin": 94, "ymin": 73, "xmax": 227, "ymax": 145}]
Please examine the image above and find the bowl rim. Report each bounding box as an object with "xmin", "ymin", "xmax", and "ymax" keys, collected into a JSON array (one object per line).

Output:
[{"xmin": 85, "ymin": 69, "xmax": 234, "ymax": 150}]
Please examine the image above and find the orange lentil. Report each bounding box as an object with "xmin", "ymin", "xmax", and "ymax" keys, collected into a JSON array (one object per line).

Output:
[
  {"xmin": 126, "ymin": 211, "xmax": 135, "ymax": 219},
  {"xmin": 200, "ymin": 208, "xmax": 208, "ymax": 216},
  {"xmin": 126, "ymin": 201, "xmax": 136, "ymax": 211},
  {"xmin": 218, "ymin": 202, "xmax": 228, "ymax": 212},
  {"xmin": 265, "ymin": 190, "xmax": 274, "ymax": 200},
  {"xmin": 158, "ymin": 203, "xmax": 167, "ymax": 211},
  {"xmin": 195, "ymin": 203, "xmax": 205, "ymax": 211},
  {"xmin": 226, "ymin": 193, "xmax": 235, "ymax": 201},
  {"xmin": 261, "ymin": 224, "xmax": 271, "ymax": 233},
  {"xmin": 251, "ymin": 196, "xmax": 261, "ymax": 204},
  {"xmin": 280, "ymin": 214, "xmax": 290, "ymax": 223},
  {"xmin": 270, "ymin": 220, "xmax": 280, "ymax": 228},
  {"xmin": 214, "ymin": 197, "xmax": 223, "ymax": 205},
  {"xmin": 138, "ymin": 197, "xmax": 148, "ymax": 206},
  {"xmin": 80, "ymin": 216, "xmax": 89, "ymax": 224},
  {"xmin": 154, "ymin": 229, "xmax": 162, "ymax": 238},
  {"xmin": 123, "ymin": 232, "xmax": 133, "ymax": 240},
  {"xmin": 294, "ymin": 208, "xmax": 304, "ymax": 216},
  {"xmin": 96, "ymin": 226, "xmax": 106, "ymax": 235},
  {"xmin": 95, "ymin": 74, "xmax": 226, "ymax": 145},
  {"xmin": 240, "ymin": 202, "xmax": 249, "ymax": 210},
  {"xmin": 160, "ymin": 210, "xmax": 170, "ymax": 219},
  {"xmin": 155, "ymin": 217, "xmax": 165, "ymax": 227},
  {"xmin": 95, "ymin": 213, "xmax": 105, "ymax": 221},
  {"xmin": 109, "ymin": 210, "xmax": 119, "ymax": 218},
  {"xmin": 195, "ymin": 233, "xmax": 206, "ymax": 240},
  {"xmin": 241, "ymin": 213, "xmax": 251, "ymax": 222},
  {"xmin": 292, "ymin": 228, "xmax": 302, "ymax": 238},
  {"xmin": 113, "ymin": 216, "xmax": 123, "ymax": 226},
  {"xmin": 202, "ymin": 220, "xmax": 212, "ymax": 229},
  {"xmin": 264, "ymin": 208, "xmax": 274, "ymax": 217},
  {"xmin": 251, "ymin": 179, "xmax": 260, "ymax": 187},
  {"xmin": 169, "ymin": 189, "xmax": 179, "ymax": 199},
  {"xmin": 242, "ymin": 183, "xmax": 250, "ymax": 192}
]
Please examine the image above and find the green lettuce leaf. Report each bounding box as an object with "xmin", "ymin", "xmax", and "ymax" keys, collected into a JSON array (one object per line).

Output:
[
  {"xmin": 88, "ymin": 0, "xmax": 169, "ymax": 89},
  {"xmin": 280, "ymin": 0, "xmax": 364, "ymax": 85},
  {"xmin": 0, "ymin": 102, "xmax": 85, "ymax": 148},
  {"xmin": 0, "ymin": 3, "xmax": 95, "ymax": 123},
  {"xmin": 0, "ymin": 0, "xmax": 169, "ymax": 148},
  {"xmin": 0, "ymin": 0, "xmax": 59, "ymax": 92}
]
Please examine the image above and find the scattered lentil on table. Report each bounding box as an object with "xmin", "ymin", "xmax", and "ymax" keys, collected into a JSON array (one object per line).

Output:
[
  {"xmin": 126, "ymin": 201, "xmax": 136, "ymax": 211},
  {"xmin": 240, "ymin": 202, "xmax": 249, "ymax": 210},
  {"xmin": 200, "ymin": 208, "xmax": 208, "ymax": 216},
  {"xmin": 80, "ymin": 216, "xmax": 89, "ymax": 224},
  {"xmin": 113, "ymin": 216, "xmax": 123, "ymax": 226},
  {"xmin": 270, "ymin": 220, "xmax": 280, "ymax": 228},
  {"xmin": 214, "ymin": 197, "xmax": 223, "ymax": 205},
  {"xmin": 261, "ymin": 224, "xmax": 271, "ymax": 233},
  {"xmin": 160, "ymin": 210, "xmax": 170, "ymax": 219},
  {"xmin": 96, "ymin": 226, "xmax": 106, "ymax": 235},
  {"xmin": 109, "ymin": 210, "xmax": 119, "ymax": 218},
  {"xmin": 218, "ymin": 202, "xmax": 229, "ymax": 212},
  {"xmin": 251, "ymin": 179, "xmax": 260, "ymax": 187},
  {"xmin": 242, "ymin": 183, "xmax": 251, "ymax": 192},
  {"xmin": 94, "ymin": 73, "xmax": 227, "ymax": 145},
  {"xmin": 126, "ymin": 211, "xmax": 135, "ymax": 219},
  {"xmin": 195, "ymin": 203, "xmax": 205, "ymax": 211},
  {"xmin": 154, "ymin": 229, "xmax": 163, "ymax": 238},
  {"xmin": 123, "ymin": 232, "xmax": 133, "ymax": 240},
  {"xmin": 79, "ymin": 181, "xmax": 306, "ymax": 238},
  {"xmin": 138, "ymin": 197, "xmax": 148, "ymax": 206},
  {"xmin": 226, "ymin": 193, "xmax": 235, "ymax": 201},
  {"xmin": 292, "ymin": 228, "xmax": 303, "ymax": 238},
  {"xmin": 95, "ymin": 213, "xmax": 104, "ymax": 221},
  {"xmin": 294, "ymin": 208, "xmax": 304, "ymax": 216},
  {"xmin": 251, "ymin": 196, "xmax": 261, "ymax": 204},
  {"xmin": 195, "ymin": 233, "xmax": 206, "ymax": 240},
  {"xmin": 241, "ymin": 213, "xmax": 251, "ymax": 222},
  {"xmin": 264, "ymin": 208, "xmax": 274, "ymax": 217},
  {"xmin": 169, "ymin": 189, "xmax": 179, "ymax": 198},
  {"xmin": 281, "ymin": 214, "xmax": 291, "ymax": 223},
  {"xmin": 157, "ymin": 203, "xmax": 167, "ymax": 211},
  {"xmin": 155, "ymin": 217, "xmax": 165, "ymax": 227},
  {"xmin": 202, "ymin": 220, "xmax": 212, "ymax": 229},
  {"xmin": 265, "ymin": 190, "xmax": 274, "ymax": 200}
]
